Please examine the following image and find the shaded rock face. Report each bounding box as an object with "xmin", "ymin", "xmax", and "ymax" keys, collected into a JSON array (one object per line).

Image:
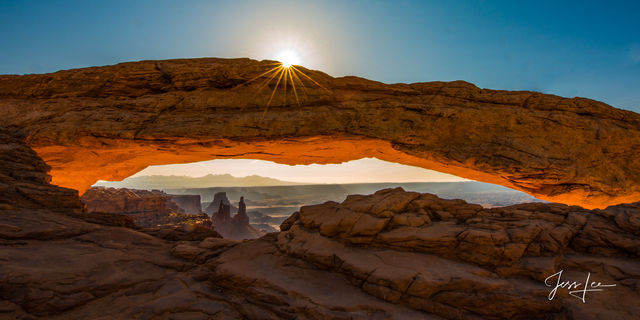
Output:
[
  {"xmin": 2, "ymin": 130, "xmax": 639, "ymax": 319},
  {"xmin": 0, "ymin": 128, "xmax": 83, "ymax": 212},
  {"xmin": 0, "ymin": 129, "xmax": 241, "ymax": 319},
  {"xmin": 81, "ymin": 187, "xmax": 209, "ymax": 228},
  {"xmin": 212, "ymin": 201, "xmax": 232, "ymax": 226},
  {"xmin": 169, "ymin": 194, "xmax": 202, "ymax": 214},
  {"xmin": 234, "ymin": 196, "xmax": 249, "ymax": 226},
  {"xmin": 211, "ymin": 195, "xmax": 263, "ymax": 240},
  {"xmin": 204, "ymin": 191, "xmax": 236, "ymax": 216},
  {"xmin": 1, "ymin": 58, "xmax": 639, "ymax": 208},
  {"xmin": 82, "ymin": 187, "xmax": 178, "ymax": 215}
]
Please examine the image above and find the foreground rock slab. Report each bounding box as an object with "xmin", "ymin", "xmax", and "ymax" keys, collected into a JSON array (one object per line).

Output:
[
  {"xmin": 2, "ymin": 58, "xmax": 639, "ymax": 208},
  {"xmin": 270, "ymin": 188, "xmax": 640, "ymax": 319}
]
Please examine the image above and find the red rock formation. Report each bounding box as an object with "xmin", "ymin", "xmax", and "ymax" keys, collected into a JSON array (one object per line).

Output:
[
  {"xmin": 1, "ymin": 130, "xmax": 639, "ymax": 318},
  {"xmin": 204, "ymin": 191, "xmax": 236, "ymax": 216},
  {"xmin": 211, "ymin": 194, "xmax": 263, "ymax": 240},
  {"xmin": 0, "ymin": 129, "xmax": 236, "ymax": 318},
  {"xmin": 213, "ymin": 188, "xmax": 640, "ymax": 319},
  {"xmin": 211, "ymin": 201, "xmax": 232, "ymax": 226},
  {"xmin": 81, "ymin": 187, "xmax": 210, "ymax": 228},
  {"xmin": 0, "ymin": 128, "xmax": 83, "ymax": 212},
  {"xmin": 1, "ymin": 58, "xmax": 639, "ymax": 208},
  {"xmin": 82, "ymin": 187, "xmax": 177, "ymax": 214}
]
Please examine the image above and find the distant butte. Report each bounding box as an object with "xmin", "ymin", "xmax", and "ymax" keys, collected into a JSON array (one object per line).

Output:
[{"xmin": 1, "ymin": 57, "xmax": 639, "ymax": 209}]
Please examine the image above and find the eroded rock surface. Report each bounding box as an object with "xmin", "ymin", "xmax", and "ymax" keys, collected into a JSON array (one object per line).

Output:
[
  {"xmin": 266, "ymin": 188, "xmax": 640, "ymax": 319},
  {"xmin": 211, "ymin": 195, "xmax": 264, "ymax": 240},
  {"xmin": 0, "ymin": 128, "xmax": 238, "ymax": 319},
  {"xmin": 1, "ymin": 58, "xmax": 639, "ymax": 208},
  {"xmin": 81, "ymin": 186, "xmax": 210, "ymax": 228},
  {"xmin": 0, "ymin": 128, "xmax": 82, "ymax": 212},
  {"xmin": 1, "ymin": 128, "xmax": 639, "ymax": 319},
  {"xmin": 205, "ymin": 191, "xmax": 236, "ymax": 216}
]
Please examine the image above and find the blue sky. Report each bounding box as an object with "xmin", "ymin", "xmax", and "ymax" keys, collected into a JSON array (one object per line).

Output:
[
  {"xmin": 1, "ymin": 0, "xmax": 639, "ymax": 112},
  {"xmin": 3, "ymin": 0, "xmax": 638, "ymax": 183}
]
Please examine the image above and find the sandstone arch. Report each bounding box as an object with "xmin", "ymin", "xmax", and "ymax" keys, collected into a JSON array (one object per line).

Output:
[{"xmin": 1, "ymin": 58, "xmax": 639, "ymax": 209}]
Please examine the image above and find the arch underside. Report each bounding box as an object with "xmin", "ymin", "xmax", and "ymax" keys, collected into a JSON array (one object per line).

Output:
[
  {"xmin": 33, "ymin": 134, "xmax": 636, "ymax": 210},
  {"xmin": 1, "ymin": 57, "xmax": 638, "ymax": 209}
]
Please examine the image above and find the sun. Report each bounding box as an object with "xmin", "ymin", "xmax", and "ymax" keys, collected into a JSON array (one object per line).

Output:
[
  {"xmin": 276, "ymin": 49, "xmax": 300, "ymax": 68},
  {"xmin": 236, "ymin": 48, "xmax": 330, "ymax": 119}
]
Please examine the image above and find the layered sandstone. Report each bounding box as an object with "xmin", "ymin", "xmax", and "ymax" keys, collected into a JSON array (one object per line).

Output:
[
  {"xmin": 211, "ymin": 195, "xmax": 263, "ymax": 240},
  {"xmin": 0, "ymin": 129, "xmax": 82, "ymax": 212},
  {"xmin": 81, "ymin": 187, "xmax": 210, "ymax": 228},
  {"xmin": 1, "ymin": 129, "xmax": 639, "ymax": 319},
  {"xmin": 205, "ymin": 192, "xmax": 236, "ymax": 216},
  {"xmin": 0, "ymin": 129, "xmax": 235, "ymax": 319},
  {"xmin": 1, "ymin": 58, "xmax": 639, "ymax": 208},
  {"xmin": 81, "ymin": 187, "xmax": 179, "ymax": 215},
  {"xmin": 211, "ymin": 188, "xmax": 640, "ymax": 319}
]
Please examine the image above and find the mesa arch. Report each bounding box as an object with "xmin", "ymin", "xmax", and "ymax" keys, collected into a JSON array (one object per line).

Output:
[{"xmin": 1, "ymin": 57, "xmax": 639, "ymax": 209}]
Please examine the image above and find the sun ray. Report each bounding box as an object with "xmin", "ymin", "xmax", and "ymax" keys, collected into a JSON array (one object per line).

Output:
[
  {"xmin": 291, "ymin": 66, "xmax": 331, "ymax": 92},
  {"xmin": 233, "ymin": 65, "xmax": 281, "ymax": 90},
  {"xmin": 283, "ymin": 67, "xmax": 288, "ymax": 104},
  {"xmin": 262, "ymin": 67, "xmax": 286, "ymax": 120},
  {"xmin": 256, "ymin": 66, "xmax": 284, "ymax": 92},
  {"xmin": 245, "ymin": 51, "xmax": 332, "ymax": 119},
  {"xmin": 288, "ymin": 68, "xmax": 300, "ymax": 106},
  {"xmin": 267, "ymin": 68, "xmax": 285, "ymax": 106},
  {"xmin": 289, "ymin": 67, "xmax": 310, "ymax": 99}
]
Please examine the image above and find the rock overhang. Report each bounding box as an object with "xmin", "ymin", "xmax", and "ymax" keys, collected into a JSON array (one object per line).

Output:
[{"xmin": 1, "ymin": 57, "xmax": 639, "ymax": 209}]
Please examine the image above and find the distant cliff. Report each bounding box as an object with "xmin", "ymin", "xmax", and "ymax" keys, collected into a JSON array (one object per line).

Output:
[
  {"xmin": 210, "ymin": 194, "xmax": 263, "ymax": 240},
  {"xmin": 81, "ymin": 187, "xmax": 208, "ymax": 228},
  {"xmin": 204, "ymin": 192, "xmax": 237, "ymax": 216},
  {"xmin": 169, "ymin": 194, "xmax": 202, "ymax": 214}
]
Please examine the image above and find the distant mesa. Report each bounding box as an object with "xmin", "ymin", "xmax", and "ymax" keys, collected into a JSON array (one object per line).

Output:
[
  {"xmin": 210, "ymin": 193, "xmax": 263, "ymax": 240},
  {"xmin": 81, "ymin": 186, "xmax": 210, "ymax": 229},
  {"xmin": 204, "ymin": 191, "xmax": 237, "ymax": 216},
  {"xmin": 94, "ymin": 174, "xmax": 308, "ymax": 189}
]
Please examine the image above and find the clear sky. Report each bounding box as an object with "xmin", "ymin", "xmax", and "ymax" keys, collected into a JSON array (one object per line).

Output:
[
  {"xmin": 2, "ymin": 0, "xmax": 639, "ymax": 112},
  {"xmin": 3, "ymin": 0, "xmax": 639, "ymax": 182}
]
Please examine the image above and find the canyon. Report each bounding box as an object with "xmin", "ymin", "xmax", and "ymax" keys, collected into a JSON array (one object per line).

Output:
[
  {"xmin": 81, "ymin": 187, "xmax": 210, "ymax": 228},
  {"xmin": 81, "ymin": 187, "xmax": 260, "ymax": 240},
  {"xmin": 1, "ymin": 58, "xmax": 639, "ymax": 319}
]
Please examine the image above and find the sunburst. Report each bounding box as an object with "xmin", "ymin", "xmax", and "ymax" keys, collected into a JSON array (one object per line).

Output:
[{"xmin": 235, "ymin": 51, "xmax": 330, "ymax": 119}]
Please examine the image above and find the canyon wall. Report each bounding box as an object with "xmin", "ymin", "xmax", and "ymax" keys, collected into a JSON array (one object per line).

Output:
[
  {"xmin": 1, "ymin": 58, "xmax": 639, "ymax": 208},
  {"xmin": 169, "ymin": 194, "xmax": 202, "ymax": 214},
  {"xmin": 81, "ymin": 187, "xmax": 209, "ymax": 228},
  {"xmin": 0, "ymin": 128, "xmax": 83, "ymax": 212},
  {"xmin": 81, "ymin": 187, "xmax": 179, "ymax": 215}
]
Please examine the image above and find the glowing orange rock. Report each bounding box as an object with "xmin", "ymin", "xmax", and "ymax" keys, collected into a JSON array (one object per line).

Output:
[{"xmin": 1, "ymin": 58, "xmax": 639, "ymax": 209}]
